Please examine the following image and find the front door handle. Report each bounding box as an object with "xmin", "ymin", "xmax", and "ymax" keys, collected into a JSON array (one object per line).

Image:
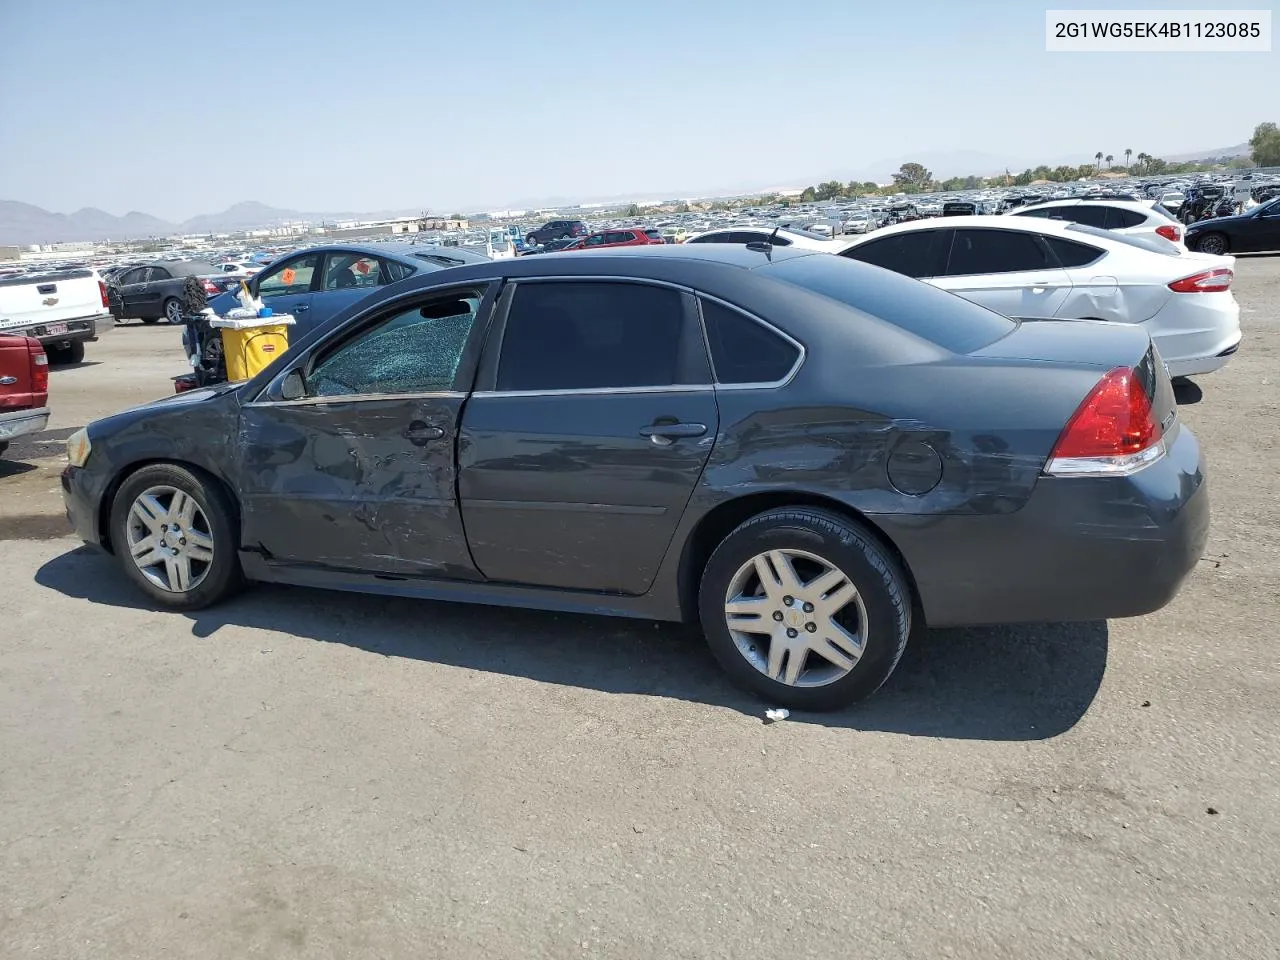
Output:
[
  {"xmin": 404, "ymin": 421, "xmax": 445, "ymax": 446},
  {"xmin": 639, "ymin": 422, "xmax": 707, "ymax": 445},
  {"xmin": 293, "ymin": 303, "xmax": 309, "ymax": 312}
]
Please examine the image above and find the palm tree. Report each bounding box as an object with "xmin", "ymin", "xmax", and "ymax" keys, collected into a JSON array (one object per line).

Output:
[
  {"xmin": 1095, "ymin": 151, "xmax": 1104, "ymax": 173},
  {"xmin": 1105, "ymin": 154, "xmax": 1114, "ymax": 170},
  {"xmin": 1124, "ymin": 147, "xmax": 1133, "ymax": 170},
  {"xmin": 1137, "ymin": 151, "xmax": 1151, "ymax": 172}
]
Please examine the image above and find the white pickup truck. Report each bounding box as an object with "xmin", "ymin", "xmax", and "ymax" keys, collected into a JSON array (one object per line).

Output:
[{"xmin": 0, "ymin": 267, "xmax": 112, "ymax": 363}]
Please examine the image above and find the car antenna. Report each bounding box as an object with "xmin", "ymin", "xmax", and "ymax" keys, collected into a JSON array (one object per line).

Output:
[{"xmin": 745, "ymin": 225, "xmax": 778, "ymax": 259}]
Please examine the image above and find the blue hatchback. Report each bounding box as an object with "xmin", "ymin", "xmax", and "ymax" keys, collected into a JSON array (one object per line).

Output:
[{"xmin": 207, "ymin": 241, "xmax": 491, "ymax": 337}]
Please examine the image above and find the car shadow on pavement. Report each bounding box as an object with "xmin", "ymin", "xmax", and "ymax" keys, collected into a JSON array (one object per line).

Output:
[
  {"xmin": 35, "ymin": 545, "xmax": 1107, "ymax": 742},
  {"xmin": 1173, "ymin": 379, "xmax": 1204, "ymax": 405}
]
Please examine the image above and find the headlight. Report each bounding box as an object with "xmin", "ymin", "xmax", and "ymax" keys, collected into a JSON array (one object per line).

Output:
[{"xmin": 66, "ymin": 427, "xmax": 92, "ymax": 467}]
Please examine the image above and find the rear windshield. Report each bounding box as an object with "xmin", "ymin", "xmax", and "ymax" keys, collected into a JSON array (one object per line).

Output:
[
  {"xmin": 1065, "ymin": 223, "xmax": 1179, "ymax": 256},
  {"xmin": 759, "ymin": 253, "xmax": 1016, "ymax": 354},
  {"xmin": 1150, "ymin": 202, "xmax": 1180, "ymax": 222}
]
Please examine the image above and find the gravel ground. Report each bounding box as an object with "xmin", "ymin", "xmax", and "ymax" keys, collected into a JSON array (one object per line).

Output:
[{"xmin": 1, "ymin": 266, "xmax": 1278, "ymax": 959}]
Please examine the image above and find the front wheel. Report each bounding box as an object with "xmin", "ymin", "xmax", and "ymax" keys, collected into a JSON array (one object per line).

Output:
[
  {"xmin": 698, "ymin": 507, "xmax": 913, "ymax": 711},
  {"xmin": 109, "ymin": 463, "xmax": 243, "ymax": 610},
  {"xmin": 163, "ymin": 298, "xmax": 182, "ymax": 323},
  {"xmin": 525, "ymin": 234, "xmax": 538, "ymax": 247},
  {"xmin": 1196, "ymin": 232, "xmax": 1228, "ymax": 255}
]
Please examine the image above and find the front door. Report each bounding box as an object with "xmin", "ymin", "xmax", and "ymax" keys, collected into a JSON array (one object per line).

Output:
[
  {"xmin": 459, "ymin": 279, "xmax": 718, "ymax": 595},
  {"xmin": 931, "ymin": 227, "xmax": 1073, "ymax": 319},
  {"xmin": 251, "ymin": 252, "xmax": 320, "ymax": 328},
  {"xmin": 1243, "ymin": 200, "xmax": 1280, "ymax": 252},
  {"xmin": 237, "ymin": 286, "xmax": 493, "ymax": 578}
]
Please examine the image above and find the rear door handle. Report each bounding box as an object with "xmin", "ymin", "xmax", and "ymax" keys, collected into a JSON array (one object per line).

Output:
[
  {"xmin": 404, "ymin": 421, "xmax": 445, "ymax": 445},
  {"xmin": 639, "ymin": 422, "xmax": 707, "ymax": 445},
  {"xmin": 293, "ymin": 304, "xmax": 309, "ymax": 312}
]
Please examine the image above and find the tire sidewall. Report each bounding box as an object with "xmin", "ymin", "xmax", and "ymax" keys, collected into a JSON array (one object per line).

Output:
[
  {"xmin": 1199, "ymin": 233, "xmax": 1227, "ymax": 254},
  {"xmin": 109, "ymin": 464, "xmax": 241, "ymax": 610},
  {"xmin": 698, "ymin": 509, "xmax": 911, "ymax": 711}
]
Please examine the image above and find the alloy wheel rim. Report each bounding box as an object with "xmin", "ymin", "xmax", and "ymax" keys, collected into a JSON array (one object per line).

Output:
[
  {"xmin": 1201, "ymin": 236, "xmax": 1224, "ymax": 254},
  {"xmin": 723, "ymin": 548, "xmax": 868, "ymax": 688},
  {"xmin": 125, "ymin": 485, "xmax": 215, "ymax": 593},
  {"xmin": 166, "ymin": 301, "xmax": 181, "ymax": 321}
]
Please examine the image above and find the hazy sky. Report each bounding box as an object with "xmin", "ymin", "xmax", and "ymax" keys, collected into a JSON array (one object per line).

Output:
[{"xmin": 0, "ymin": 0, "xmax": 1273, "ymax": 220}]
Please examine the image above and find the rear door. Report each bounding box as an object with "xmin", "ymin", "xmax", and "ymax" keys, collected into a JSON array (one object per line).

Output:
[
  {"xmin": 458, "ymin": 279, "xmax": 718, "ymax": 595},
  {"xmin": 133, "ymin": 266, "xmax": 169, "ymax": 316},
  {"xmin": 310, "ymin": 252, "xmax": 398, "ymax": 329},
  {"xmin": 932, "ymin": 227, "xmax": 1073, "ymax": 318}
]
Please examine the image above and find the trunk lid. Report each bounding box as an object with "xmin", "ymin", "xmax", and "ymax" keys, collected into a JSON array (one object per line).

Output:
[{"xmin": 973, "ymin": 317, "xmax": 1152, "ymax": 369}]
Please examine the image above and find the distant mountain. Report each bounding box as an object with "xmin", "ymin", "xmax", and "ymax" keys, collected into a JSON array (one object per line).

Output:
[{"xmin": 1166, "ymin": 142, "xmax": 1250, "ymax": 162}]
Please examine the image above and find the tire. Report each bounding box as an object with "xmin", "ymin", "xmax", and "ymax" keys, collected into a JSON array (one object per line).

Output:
[
  {"xmin": 525, "ymin": 234, "xmax": 538, "ymax": 246},
  {"xmin": 0, "ymin": 441, "xmax": 8, "ymax": 458},
  {"xmin": 48, "ymin": 340, "xmax": 85, "ymax": 365},
  {"xmin": 1196, "ymin": 232, "xmax": 1228, "ymax": 255},
  {"xmin": 698, "ymin": 507, "xmax": 912, "ymax": 711},
  {"xmin": 108, "ymin": 463, "xmax": 243, "ymax": 611},
  {"xmin": 141, "ymin": 316, "xmax": 161, "ymax": 325},
  {"xmin": 163, "ymin": 298, "xmax": 182, "ymax": 323}
]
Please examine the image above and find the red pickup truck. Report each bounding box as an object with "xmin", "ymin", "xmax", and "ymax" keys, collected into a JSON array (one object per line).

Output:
[{"xmin": 0, "ymin": 334, "xmax": 50, "ymax": 458}]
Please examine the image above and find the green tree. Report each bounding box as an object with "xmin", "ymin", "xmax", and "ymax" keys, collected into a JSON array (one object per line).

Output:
[
  {"xmin": 1094, "ymin": 151, "xmax": 1103, "ymax": 171},
  {"xmin": 1124, "ymin": 148, "xmax": 1132, "ymax": 169},
  {"xmin": 624, "ymin": 203, "xmax": 641, "ymax": 217},
  {"xmin": 891, "ymin": 162, "xmax": 932, "ymax": 194},
  {"xmin": 1250, "ymin": 122, "xmax": 1280, "ymax": 167},
  {"xmin": 815, "ymin": 180, "xmax": 845, "ymax": 201},
  {"xmin": 449, "ymin": 213, "xmax": 463, "ymax": 220},
  {"xmin": 1228, "ymin": 156, "xmax": 1253, "ymax": 169},
  {"xmin": 1105, "ymin": 154, "xmax": 1114, "ymax": 170},
  {"xmin": 800, "ymin": 186, "xmax": 817, "ymax": 203}
]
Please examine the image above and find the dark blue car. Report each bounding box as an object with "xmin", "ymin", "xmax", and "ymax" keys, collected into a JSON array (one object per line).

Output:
[{"xmin": 207, "ymin": 241, "xmax": 491, "ymax": 337}]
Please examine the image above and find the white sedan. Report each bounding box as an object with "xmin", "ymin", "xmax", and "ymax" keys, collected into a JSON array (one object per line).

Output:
[
  {"xmin": 835, "ymin": 215, "xmax": 1240, "ymax": 377},
  {"xmin": 683, "ymin": 226, "xmax": 841, "ymax": 251},
  {"xmin": 1007, "ymin": 198, "xmax": 1187, "ymax": 251}
]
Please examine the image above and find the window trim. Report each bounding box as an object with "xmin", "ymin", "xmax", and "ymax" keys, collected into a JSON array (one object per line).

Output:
[
  {"xmin": 247, "ymin": 279, "xmax": 499, "ymax": 404},
  {"xmin": 474, "ymin": 276, "xmax": 718, "ymax": 398},
  {"xmin": 694, "ymin": 293, "xmax": 806, "ymax": 391},
  {"xmin": 942, "ymin": 227, "xmax": 1058, "ymax": 278}
]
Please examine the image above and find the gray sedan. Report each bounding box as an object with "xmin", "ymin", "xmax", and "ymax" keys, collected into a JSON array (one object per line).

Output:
[{"xmin": 60, "ymin": 244, "xmax": 1207, "ymax": 709}]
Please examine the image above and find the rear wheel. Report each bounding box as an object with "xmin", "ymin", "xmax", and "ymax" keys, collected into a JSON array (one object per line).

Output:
[
  {"xmin": 0, "ymin": 441, "xmax": 8, "ymax": 458},
  {"xmin": 525, "ymin": 234, "xmax": 537, "ymax": 246},
  {"xmin": 698, "ymin": 507, "xmax": 913, "ymax": 711},
  {"xmin": 163, "ymin": 298, "xmax": 182, "ymax": 323},
  {"xmin": 109, "ymin": 463, "xmax": 243, "ymax": 610},
  {"xmin": 48, "ymin": 341, "xmax": 85, "ymax": 364},
  {"xmin": 1196, "ymin": 232, "xmax": 1228, "ymax": 255}
]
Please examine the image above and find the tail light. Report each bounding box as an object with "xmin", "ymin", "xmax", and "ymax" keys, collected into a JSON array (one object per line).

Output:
[
  {"xmin": 1155, "ymin": 224, "xmax": 1182, "ymax": 243},
  {"xmin": 1045, "ymin": 367, "xmax": 1164, "ymax": 477},
  {"xmin": 1169, "ymin": 268, "xmax": 1232, "ymax": 293},
  {"xmin": 202, "ymin": 279, "xmax": 220, "ymax": 295},
  {"xmin": 27, "ymin": 339, "xmax": 49, "ymax": 396},
  {"xmin": 98, "ymin": 279, "xmax": 109, "ymax": 308}
]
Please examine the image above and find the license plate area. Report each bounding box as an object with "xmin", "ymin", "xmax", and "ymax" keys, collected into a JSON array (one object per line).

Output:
[{"xmin": 46, "ymin": 322, "xmax": 68, "ymax": 335}]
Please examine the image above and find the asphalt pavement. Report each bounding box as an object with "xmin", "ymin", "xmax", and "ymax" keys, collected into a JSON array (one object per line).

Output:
[{"xmin": 1, "ymin": 270, "xmax": 1278, "ymax": 959}]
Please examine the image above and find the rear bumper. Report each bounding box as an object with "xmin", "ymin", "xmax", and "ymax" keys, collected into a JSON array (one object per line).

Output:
[
  {"xmin": 874, "ymin": 422, "xmax": 1209, "ymax": 627},
  {"xmin": 1144, "ymin": 294, "xmax": 1240, "ymax": 377},
  {"xmin": 0, "ymin": 406, "xmax": 51, "ymax": 442},
  {"xmin": 3, "ymin": 313, "xmax": 108, "ymax": 346}
]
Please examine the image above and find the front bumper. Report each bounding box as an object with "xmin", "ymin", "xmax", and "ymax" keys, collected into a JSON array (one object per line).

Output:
[
  {"xmin": 0, "ymin": 406, "xmax": 50, "ymax": 442},
  {"xmin": 62, "ymin": 463, "xmax": 107, "ymax": 547},
  {"xmin": 874, "ymin": 421, "xmax": 1209, "ymax": 627}
]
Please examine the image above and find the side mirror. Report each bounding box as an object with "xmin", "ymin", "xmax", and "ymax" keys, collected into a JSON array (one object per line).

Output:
[{"xmin": 280, "ymin": 369, "xmax": 306, "ymax": 401}]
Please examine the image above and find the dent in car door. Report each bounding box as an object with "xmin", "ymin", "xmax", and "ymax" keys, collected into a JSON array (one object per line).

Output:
[
  {"xmin": 458, "ymin": 279, "xmax": 718, "ymax": 595},
  {"xmin": 237, "ymin": 286, "xmax": 496, "ymax": 578}
]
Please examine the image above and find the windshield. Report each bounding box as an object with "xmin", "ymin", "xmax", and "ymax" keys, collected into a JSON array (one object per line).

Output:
[{"xmin": 759, "ymin": 253, "xmax": 1016, "ymax": 354}]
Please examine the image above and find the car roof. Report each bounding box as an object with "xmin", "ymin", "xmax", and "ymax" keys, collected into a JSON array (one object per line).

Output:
[
  {"xmin": 866, "ymin": 215, "xmax": 1079, "ymax": 237},
  {"xmin": 273, "ymin": 241, "xmax": 491, "ymax": 265}
]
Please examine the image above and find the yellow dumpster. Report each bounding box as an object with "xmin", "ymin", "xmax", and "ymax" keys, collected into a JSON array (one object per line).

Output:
[{"xmin": 209, "ymin": 314, "xmax": 295, "ymax": 382}]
